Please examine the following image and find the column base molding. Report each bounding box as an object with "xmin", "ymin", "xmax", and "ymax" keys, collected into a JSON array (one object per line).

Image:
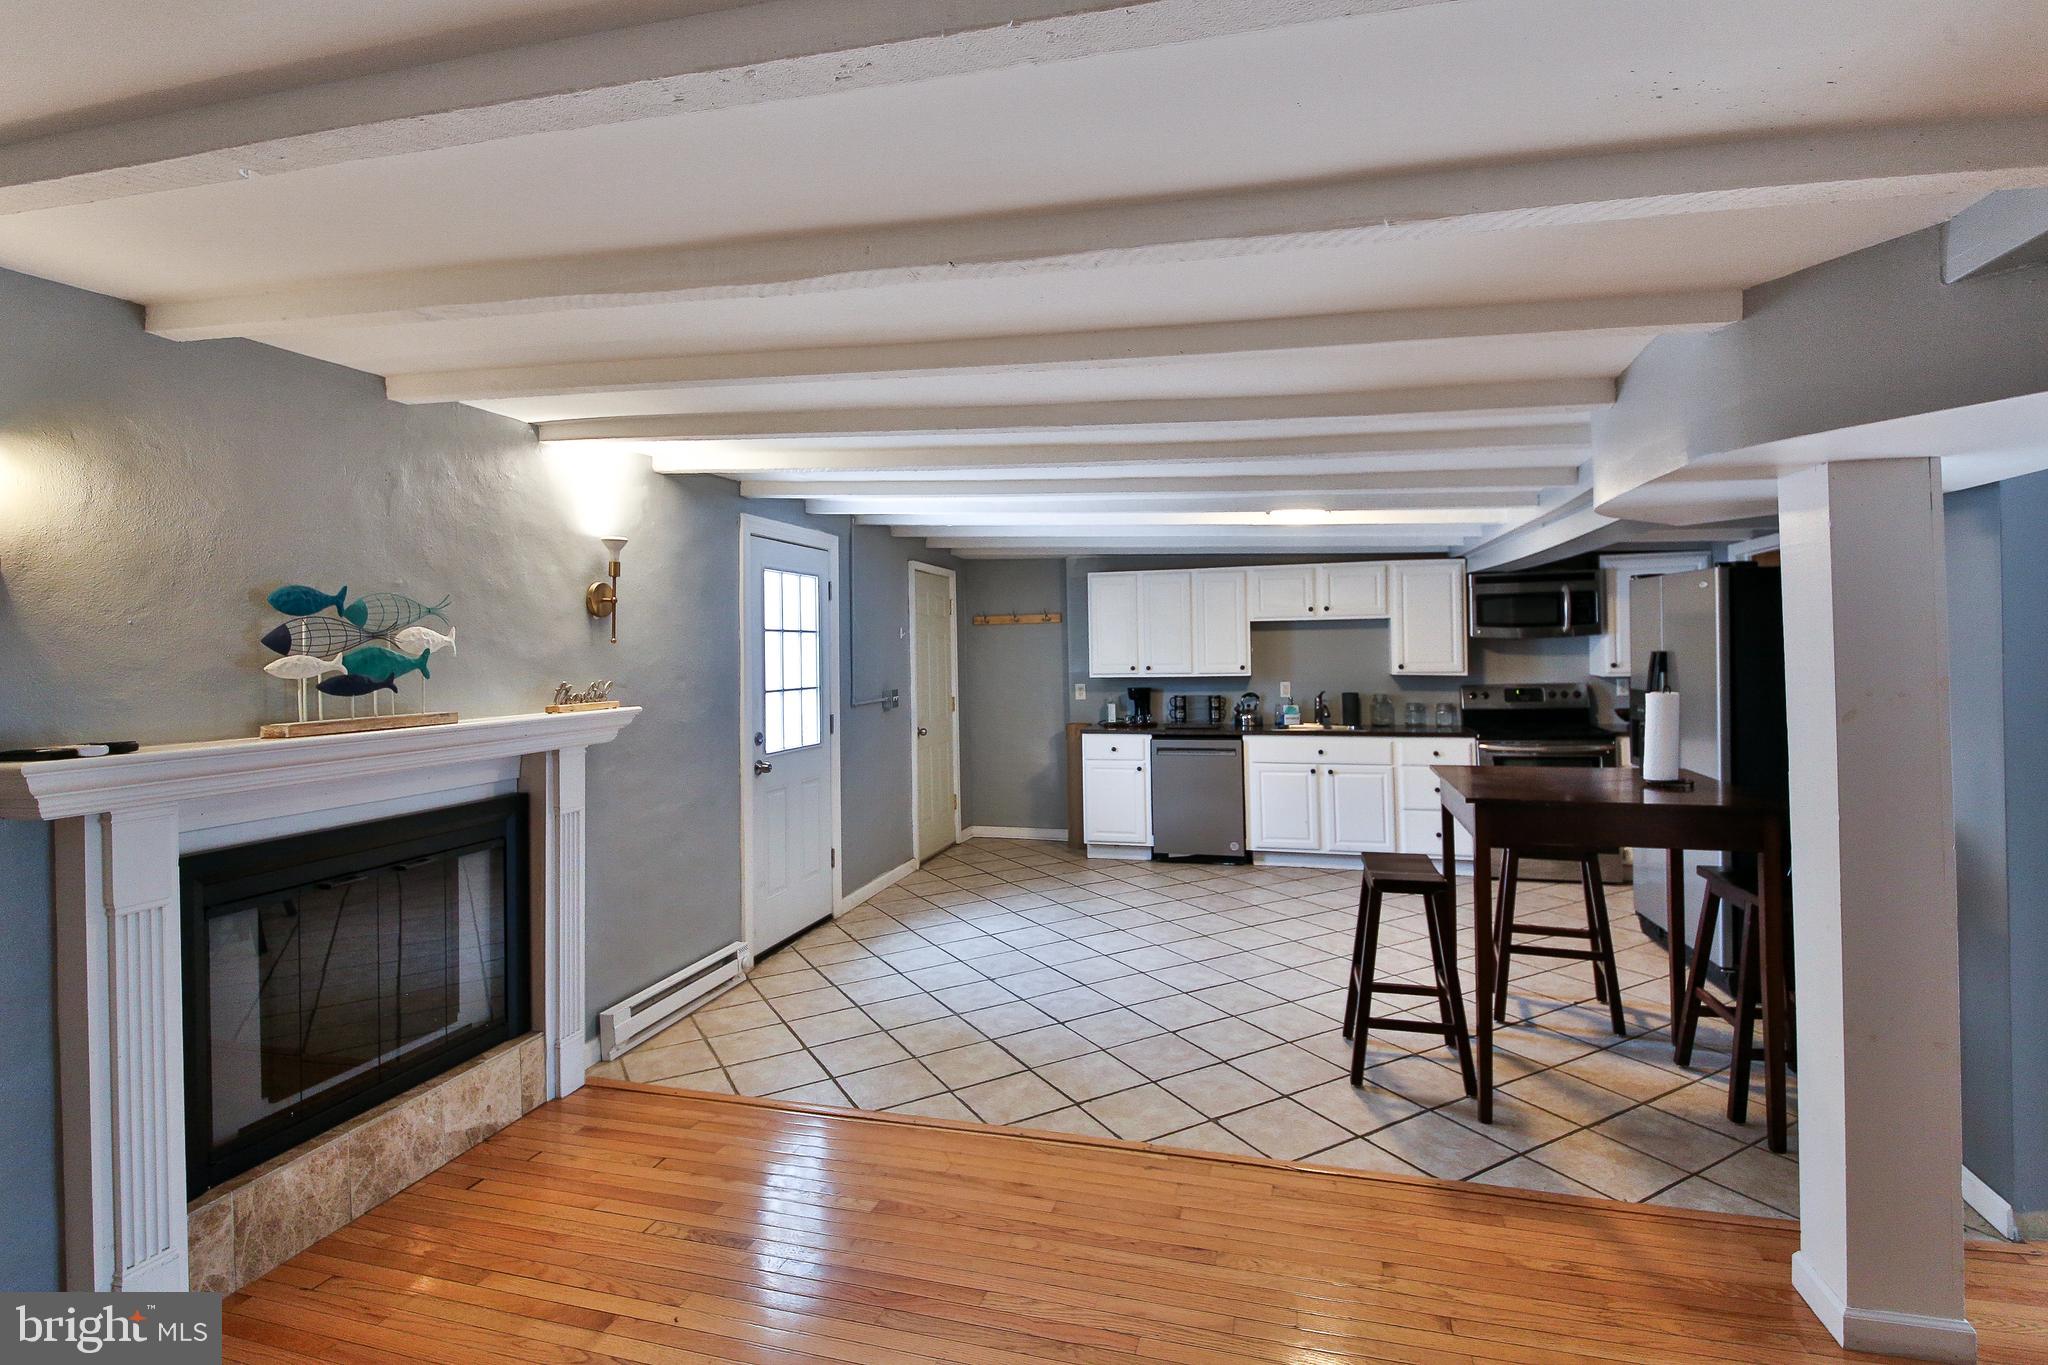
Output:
[{"xmin": 1793, "ymin": 1252, "xmax": 1979, "ymax": 1363}]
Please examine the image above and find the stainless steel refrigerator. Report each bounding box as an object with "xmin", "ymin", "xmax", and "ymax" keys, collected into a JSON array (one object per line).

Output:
[{"xmin": 1628, "ymin": 564, "xmax": 1788, "ymax": 968}]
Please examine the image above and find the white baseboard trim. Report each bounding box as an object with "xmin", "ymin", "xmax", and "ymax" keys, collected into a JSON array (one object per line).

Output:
[
  {"xmin": 962, "ymin": 825, "xmax": 1068, "ymax": 841},
  {"xmin": 1791, "ymin": 1250, "xmax": 1978, "ymax": 1362},
  {"xmin": 1084, "ymin": 843, "xmax": 1154, "ymax": 861},
  {"xmin": 1963, "ymin": 1165, "xmax": 2023, "ymax": 1242},
  {"xmin": 838, "ymin": 856, "xmax": 917, "ymax": 913}
]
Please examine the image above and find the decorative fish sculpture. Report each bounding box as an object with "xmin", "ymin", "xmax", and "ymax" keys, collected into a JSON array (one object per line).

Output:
[
  {"xmin": 393, "ymin": 625, "xmax": 456, "ymax": 657},
  {"xmin": 262, "ymin": 653, "xmax": 344, "ymax": 681},
  {"xmin": 341, "ymin": 644, "xmax": 431, "ymax": 682},
  {"xmin": 266, "ymin": 584, "xmax": 368, "ymax": 626},
  {"xmin": 352, "ymin": 593, "xmax": 450, "ymax": 635},
  {"xmin": 317, "ymin": 674, "xmax": 398, "ymax": 698},
  {"xmin": 261, "ymin": 616, "xmax": 386, "ymax": 657}
]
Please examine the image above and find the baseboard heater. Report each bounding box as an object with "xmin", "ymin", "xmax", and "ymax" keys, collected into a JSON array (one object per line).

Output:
[{"xmin": 598, "ymin": 940, "xmax": 748, "ymax": 1060}]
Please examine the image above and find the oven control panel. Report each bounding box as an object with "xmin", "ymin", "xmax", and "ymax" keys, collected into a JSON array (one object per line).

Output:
[{"xmin": 1460, "ymin": 683, "xmax": 1585, "ymax": 709}]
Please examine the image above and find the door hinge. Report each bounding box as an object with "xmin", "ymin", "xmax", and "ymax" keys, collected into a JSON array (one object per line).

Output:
[
  {"xmin": 830, "ymin": 848, "xmax": 837, "ymax": 868},
  {"xmin": 950, "ymin": 696, "xmax": 957, "ymax": 713},
  {"xmin": 828, "ymin": 581, "xmax": 834, "ymax": 601},
  {"xmin": 953, "ymin": 795, "xmax": 959, "ymax": 810},
  {"xmin": 829, "ymin": 714, "xmax": 835, "ymax": 734}
]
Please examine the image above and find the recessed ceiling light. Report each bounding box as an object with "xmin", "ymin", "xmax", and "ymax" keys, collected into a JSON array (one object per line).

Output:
[{"xmin": 1267, "ymin": 507, "xmax": 1333, "ymax": 524}]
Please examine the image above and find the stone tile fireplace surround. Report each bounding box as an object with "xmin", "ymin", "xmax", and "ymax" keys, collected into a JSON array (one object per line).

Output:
[{"xmin": 0, "ymin": 709, "xmax": 637, "ymax": 1293}]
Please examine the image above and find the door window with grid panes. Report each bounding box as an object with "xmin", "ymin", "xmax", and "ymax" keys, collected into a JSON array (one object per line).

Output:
[{"xmin": 761, "ymin": 568, "xmax": 822, "ymax": 754}]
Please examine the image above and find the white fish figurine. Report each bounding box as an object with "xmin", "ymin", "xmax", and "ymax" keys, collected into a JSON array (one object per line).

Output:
[
  {"xmin": 393, "ymin": 625, "xmax": 456, "ymax": 657},
  {"xmin": 263, "ymin": 652, "xmax": 344, "ymax": 725},
  {"xmin": 263, "ymin": 653, "xmax": 345, "ymax": 681}
]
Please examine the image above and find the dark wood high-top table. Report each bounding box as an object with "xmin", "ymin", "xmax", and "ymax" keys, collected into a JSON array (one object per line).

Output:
[{"xmin": 1433, "ymin": 765, "xmax": 1790, "ymax": 1137}]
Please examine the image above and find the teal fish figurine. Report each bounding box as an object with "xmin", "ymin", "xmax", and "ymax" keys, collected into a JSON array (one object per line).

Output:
[
  {"xmin": 341, "ymin": 644, "xmax": 431, "ymax": 682},
  {"xmin": 352, "ymin": 593, "xmax": 450, "ymax": 635},
  {"xmin": 267, "ymin": 584, "xmax": 367, "ymax": 626}
]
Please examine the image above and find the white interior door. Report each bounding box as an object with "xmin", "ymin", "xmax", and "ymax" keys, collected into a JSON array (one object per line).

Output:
[
  {"xmin": 911, "ymin": 564, "xmax": 958, "ymax": 861},
  {"xmin": 745, "ymin": 527, "xmax": 836, "ymax": 953}
]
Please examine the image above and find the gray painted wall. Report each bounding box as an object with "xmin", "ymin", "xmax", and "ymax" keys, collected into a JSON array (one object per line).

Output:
[
  {"xmin": 0, "ymin": 267, "xmax": 948, "ymax": 1286},
  {"xmin": 1947, "ymin": 484, "xmax": 2013, "ymax": 1197},
  {"xmin": 958, "ymin": 559, "xmax": 1068, "ymax": 831},
  {"xmin": 1595, "ymin": 225, "xmax": 2048, "ymax": 504},
  {"xmin": 1945, "ymin": 470, "xmax": 2048, "ymax": 1219}
]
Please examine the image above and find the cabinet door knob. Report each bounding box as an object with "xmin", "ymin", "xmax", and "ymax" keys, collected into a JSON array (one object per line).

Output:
[{"xmin": 1318, "ymin": 749, "xmax": 1325, "ymax": 755}]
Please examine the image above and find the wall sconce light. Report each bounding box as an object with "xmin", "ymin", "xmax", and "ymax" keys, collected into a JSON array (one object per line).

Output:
[{"xmin": 585, "ymin": 536, "xmax": 627, "ymax": 643}]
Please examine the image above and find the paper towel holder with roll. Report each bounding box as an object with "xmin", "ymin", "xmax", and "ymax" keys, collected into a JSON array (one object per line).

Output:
[{"xmin": 1640, "ymin": 680, "xmax": 1693, "ymax": 789}]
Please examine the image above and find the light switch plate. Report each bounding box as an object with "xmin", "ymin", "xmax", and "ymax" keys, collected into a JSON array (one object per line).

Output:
[
  {"xmin": 1073, "ymin": 683, "xmax": 1087, "ymax": 701},
  {"xmin": 1279, "ymin": 681, "xmax": 1292, "ymax": 698}
]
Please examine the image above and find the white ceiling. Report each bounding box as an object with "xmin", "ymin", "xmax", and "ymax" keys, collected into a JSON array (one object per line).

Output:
[{"xmin": 5, "ymin": 0, "xmax": 2048, "ymax": 556}]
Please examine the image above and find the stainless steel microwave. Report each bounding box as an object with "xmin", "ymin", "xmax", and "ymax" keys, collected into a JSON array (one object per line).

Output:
[{"xmin": 1468, "ymin": 570, "xmax": 1603, "ymax": 638}]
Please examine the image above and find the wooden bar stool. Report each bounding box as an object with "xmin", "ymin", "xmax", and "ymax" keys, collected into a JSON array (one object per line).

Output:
[
  {"xmin": 1345, "ymin": 852, "xmax": 1476, "ymax": 1095},
  {"xmin": 1674, "ymin": 865, "xmax": 1795, "ymax": 1151},
  {"xmin": 1491, "ymin": 848, "xmax": 1627, "ymax": 1035}
]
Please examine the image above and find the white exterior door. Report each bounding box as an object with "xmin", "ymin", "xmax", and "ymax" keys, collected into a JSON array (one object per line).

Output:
[
  {"xmin": 1323, "ymin": 765, "xmax": 1396, "ymax": 853},
  {"xmin": 1088, "ymin": 572, "xmax": 1141, "ymax": 676},
  {"xmin": 1190, "ymin": 569, "xmax": 1250, "ymax": 675},
  {"xmin": 1321, "ymin": 562, "xmax": 1389, "ymax": 618},
  {"xmin": 910, "ymin": 564, "xmax": 957, "ymax": 861},
  {"xmin": 1247, "ymin": 762, "xmax": 1320, "ymax": 850},
  {"xmin": 1138, "ymin": 570, "xmax": 1195, "ymax": 676},
  {"xmin": 745, "ymin": 527, "xmax": 836, "ymax": 953}
]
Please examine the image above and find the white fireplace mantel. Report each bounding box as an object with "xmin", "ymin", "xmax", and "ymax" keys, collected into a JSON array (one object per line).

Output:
[{"xmin": 0, "ymin": 708, "xmax": 638, "ymax": 1293}]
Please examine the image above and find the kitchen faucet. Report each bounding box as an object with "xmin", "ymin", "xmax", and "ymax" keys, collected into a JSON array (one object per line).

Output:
[{"xmin": 1313, "ymin": 690, "xmax": 1331, "ymax": 726}]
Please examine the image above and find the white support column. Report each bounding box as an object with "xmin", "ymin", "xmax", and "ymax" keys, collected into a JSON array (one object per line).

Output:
[
  {"xmin": 53, "ymin": 807, "xmax": 189, "ymax": 1291},
  {"xmin": 1777, "ymin": 458, "xmax": 1975, "ymax": 1361},
  {"xmin": 524, "ymin": 747, "xmax": 589, "ymax": 1100}
]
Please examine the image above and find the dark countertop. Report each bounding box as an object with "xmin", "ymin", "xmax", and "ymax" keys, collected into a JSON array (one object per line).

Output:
[{"xmin": 1081, "ymin": 724, "xmax": 1477, "ymax": 740}]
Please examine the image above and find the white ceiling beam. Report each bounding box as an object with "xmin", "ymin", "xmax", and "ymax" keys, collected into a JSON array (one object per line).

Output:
[
  {"xmin": 647, "ymin": 426, "xmax": 1589, "ymax": 473},
  {"xmin": 879, "ymin": 509, "xmax": 1521, "ymax": 529},
  {"xmin": 923, "ymin": 522, "xmax": 1480, "ymax": 539},
  {"xmin": 535, "ymin": 380, "xmax": 1613, "ymax": 443},
  {"xmin": 0, "ymin": 0, "xmax": 1470, "ymax": 216},
  {"xmin": 1942, "ymin": 188, "xmax": 2048, "ymax": 282},
  {"xmin": 148, "ymin": 115, "xmax": 2048, "ymax": 340},
  {"xmin": 384, "ymin": 292, "xmax": 1738, "ymax": 403},
  {"xmin": 738, "ymin": 467, "xmax": 1578, "ymax": 500},
  {"xmin": 930, "ymin": 531, "xmax": 1468, "ymax": 553}
]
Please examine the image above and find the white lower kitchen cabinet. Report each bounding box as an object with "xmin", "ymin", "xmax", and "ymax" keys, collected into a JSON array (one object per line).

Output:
[
  {"xmin": 1246, "ymin": 760, "xmax": 1321, "ymax": 850},
  {"xmin": 1080, "ymin": 734, "xmax": 1151, "ymax": 846},
  {"xmin": 1395, "ymin": 737, "xmax": 1476, "ymax": 864},
  {"xmin": 1400, "ymin": 809, "xmax": 1475, "ymax": 862},
  {"xmin": 1322, "ymin": 765, "xmax": 1397, "ymax": 852},
  {"xmin": 1245, "ymin": 736, "xmax": 1395, "ymax": 855}
]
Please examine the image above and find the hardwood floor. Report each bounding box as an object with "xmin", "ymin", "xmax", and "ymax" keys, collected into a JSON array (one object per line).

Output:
[{"xmin": 223, "ymin": 1081, "xmax": 2048, "ymax": 1364}]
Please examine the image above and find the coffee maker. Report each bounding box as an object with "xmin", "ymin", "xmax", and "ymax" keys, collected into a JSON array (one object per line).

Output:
[{"xmin": 1126, "ymin": 686, "xmax": 1160, "ymax": 725}]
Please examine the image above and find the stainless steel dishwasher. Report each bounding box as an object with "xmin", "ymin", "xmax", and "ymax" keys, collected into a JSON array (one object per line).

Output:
[{"xmin": 1149, "ymin": 737, "xmax": 1248, "ymax": 861}]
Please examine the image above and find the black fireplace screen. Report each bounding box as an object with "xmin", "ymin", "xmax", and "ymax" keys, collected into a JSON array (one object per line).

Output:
[{"xmin": 181, "ymin": 796, "xmax": 528, "ymax": 1195}]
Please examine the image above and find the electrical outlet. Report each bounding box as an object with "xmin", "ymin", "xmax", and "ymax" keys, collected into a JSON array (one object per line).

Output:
[
  {"xmin": 1073, "ymin": 683, "xmax": 1087, "ymax": 701},
  {"xmin": 1279, "ymin": 681, "xmax": 1292, "ymax": 699}
]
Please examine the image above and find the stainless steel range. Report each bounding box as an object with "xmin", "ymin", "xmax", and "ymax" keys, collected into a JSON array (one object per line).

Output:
[{"xmin": 1459, "ymin": 682, "xmax": 1627, "ymax": 882}]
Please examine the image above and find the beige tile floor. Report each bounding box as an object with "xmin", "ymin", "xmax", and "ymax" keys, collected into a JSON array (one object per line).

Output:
[{"xmin": 591, "ymin": 838, "xmax": 1999, "ymax": 1236}]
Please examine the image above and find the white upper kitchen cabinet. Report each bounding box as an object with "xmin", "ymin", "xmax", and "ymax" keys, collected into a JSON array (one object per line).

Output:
[
  {"xmin": 1590, "ymin": 552, "xmax": 1711, "ymax": 676},
  {"xmin": 1087, "ymin": 571, "xmax": 1142, "ymax": 677},
  {"xmin": 1322, "ymin": 765, "xmax": 1397, "ymax": 853},
  {"xmin": 1138, "ymin": 570, "xmax": 1196, "ymax": 676},
  {"xmin": 1190, "ymin": 568, "xmax": 1251, "ymax": 675},
  {"xmin": 1245, "ymin": 760, "xmax": 1320, "ymax": 850},
  {"xmin": 1320, "ymin": 561, "xmax": 1390, "ymax": 619},
  {"xmin": 1389, "ymin": 560, "xmax": 1469, "ymax": 675},
  {"xmin": 1247, "ymin": 564, "xmax": 1319, "ymax": 620}
]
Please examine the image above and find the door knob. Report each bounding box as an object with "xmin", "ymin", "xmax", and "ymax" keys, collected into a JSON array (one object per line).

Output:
[
  {"xmin": 753, "ymin": 760, "xmax": 774, "ymax": 775},
  {"xmin": 917, "ymin": 727, "xmax": 928, "ymax": 736}
]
